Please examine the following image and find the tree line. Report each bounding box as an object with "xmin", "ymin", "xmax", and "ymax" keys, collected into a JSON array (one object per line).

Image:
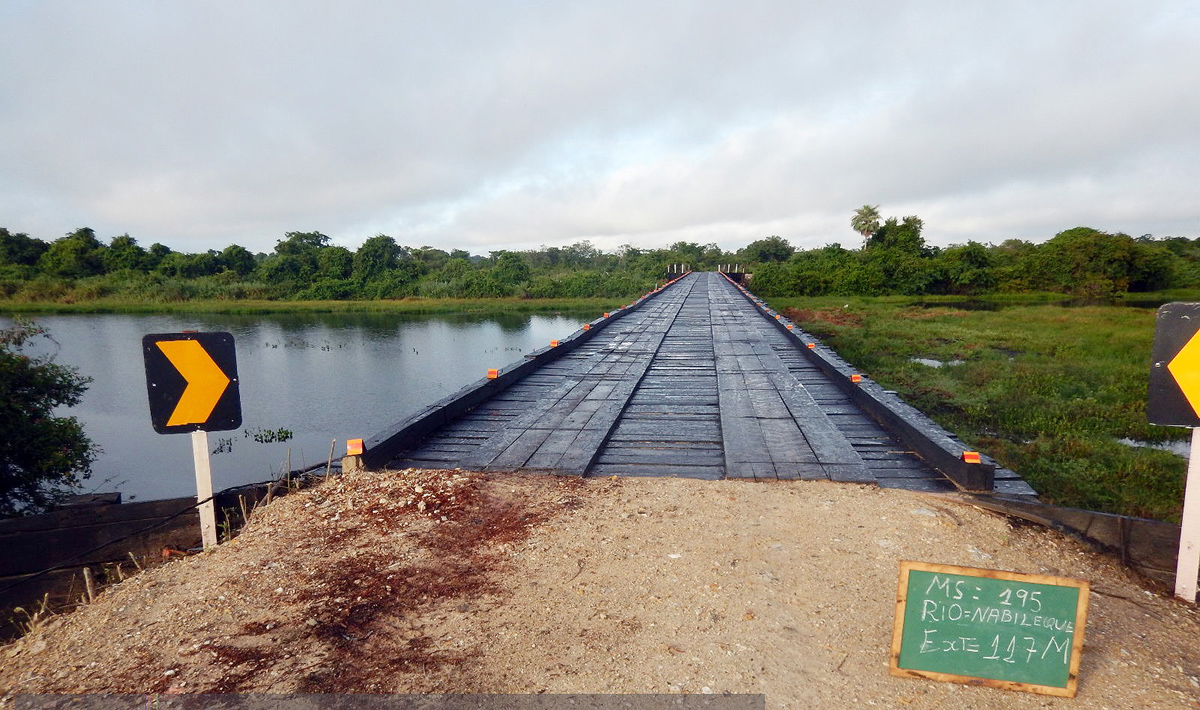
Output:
[
  {"xmin": 1, "ymin": 215, "xmax": 1197, "ymax": 304},
  {"xmin": 749, "ymin": 207, "xmax": 1196, "ymax": 299},
  {"xmin": 0, "ymin": 227, "xmax": 750, "ymax": 302}
]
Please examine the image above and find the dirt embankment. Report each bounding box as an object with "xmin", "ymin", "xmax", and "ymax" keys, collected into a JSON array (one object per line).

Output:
[{"xmin": 2, "ymin": 469, "xmax": 1198, "ymax": 709}]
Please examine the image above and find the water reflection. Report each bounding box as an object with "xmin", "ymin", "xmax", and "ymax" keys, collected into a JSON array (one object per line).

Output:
[
  {"xmin": 1115, "ymin": 437, "xmax": 1191, "ymax": 458},
  {"xmin": 3, "ymin": 311, "xmax": 589, "ymax": 503},
  {"xmin": 910, "ymin": 357, "xmax": 964, "ymax": 368}
]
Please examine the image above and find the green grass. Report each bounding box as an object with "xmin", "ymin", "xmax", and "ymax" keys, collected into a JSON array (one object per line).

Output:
[
  {"xmin": 0, "ymin": 296, "xmax": 631, "ymax": 316},
  {"xmin": 767, "ymin": 294, "xmax": 1192, "ymax": 522}
]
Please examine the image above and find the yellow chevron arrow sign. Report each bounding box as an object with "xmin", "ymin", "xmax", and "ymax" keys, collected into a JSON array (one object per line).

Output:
[
  {"xmin": 143, "ymin": 331, "xmax": 241, "ymax": 434},
  {"xmin": 156, "ymin": 339, "xmax": 231, "ymax": 426},
  {"xmin": 1167, "ymin": 329, "xmax": 1200, "ymax": 420}
]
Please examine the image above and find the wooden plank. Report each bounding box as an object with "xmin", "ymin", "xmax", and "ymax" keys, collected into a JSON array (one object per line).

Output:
[
  {"xmin": 590, "ymin": 463, "xmax": 724, "ymax": 479},
  {"xmin": 621, "ymin": 416, "xmax": 718, "ymax": 427},
  {"xmin": 439, "ymin": 421, "xmax": 506, "ymax": 434},
  {"xmin": 746, "ymin": 461, "xmax": 778, "ymax": 481},
  {"xmin": 823, "ymin": 463, "xmax": 876, "ymax": 484},
  {"xmin": 391, "ymin": 457, "xmax": 460, "ymax": 469},
  {"xmin": 773, "ymin": 374, "xmax": 869, "ymax": 469},
  {"xmin": 523, "ymin": 428, "xmax": 584, "ymax": 469},
  {"xmin": 603, "ymin": 437, "xmax": 723, "ymax": 448},
  {"xmin": 758, "ymin": 417, "xmax": 819, "ymax": 464},
  {"xmin": 718, "ymin": 385, "xmax": 755, "ymax": 420},
  {"xmin": 607, "ymin": 426, "xmax": 721, "ymax": 440},
  {"xmin": 558, "ymin": 398, "xmax": 604, "ymax": 429},
  {"xmin": 860, "ymin": 458, "xmax": 929, "ymax": 470},
  {"xmin": 781, "ymin": 461, "xmax": 828, "ymax": 481},
  {"xmin": 720, "ymin": 407, "xmax": 772, "ymax": 464},
  {"xmin": 770, "ymin": 461, "xmax": 811, "ymax": 480},
  {"xmin": 747, "ymin": 387, "xmax": 792, "ymax": 419},
  {"xmin": 721, "ymin": 460, "xmax": 757, "ymax": 479},
  {"xmin": 406, "ymin": 448, "xmax": 475, "ymax": 462},
  {"xmin": 420, "ymin": 443, "xmax": 479, "ymax": 453},
  {"xmin": 623, "ymin": 404, "xmax": 717, "ymax": 415},
  {"xmin": 993, "ymin": 480, "xmax": 1039, "ymax": 497},
  {"xmin": 597, "ymin": 449, "xmax": 726, "ymax": 465},
  {"xmin": 574, "ymin": 399, "xmax": 626, "ymax": 433},
  {"xmin": 858, "ymin": 449, "xmax": 917, "ymax": 460},
  {"xmin": 879, "ymin": 478, "xmax": 958, "ymax": 493},
  {"xmin": 619, "ymin": 407, "xmax": 710, "ymax": 419},
  {"xmin": 874, "ymin": 468, "xmax": 944, "ymax": 480},
  {"xmin": 481, "ymin": 399, "xmax": 540, "ymax": 409},
  {"xmin": 483, "ymin": 428, "xmax": 555, "ymax": 470},
  {"xmin": 742, "ymin": 372, "xmax": 777, "ymax": 390}
]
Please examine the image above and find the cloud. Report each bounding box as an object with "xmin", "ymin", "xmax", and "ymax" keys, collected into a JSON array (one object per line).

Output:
[{"xmin": 1, "ymin": 1, "xmax": 1197, "ymax": 254}]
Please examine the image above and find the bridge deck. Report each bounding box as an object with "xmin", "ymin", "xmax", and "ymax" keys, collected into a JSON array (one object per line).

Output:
[{"xmin": 387, "ymin": 272, "xmax": 1033, "ymax": 495}]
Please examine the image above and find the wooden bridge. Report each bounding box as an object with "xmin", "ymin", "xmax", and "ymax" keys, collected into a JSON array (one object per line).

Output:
[{"xmin": 355, "ymin": 272, "xmax": 1035, "ymax": 497}]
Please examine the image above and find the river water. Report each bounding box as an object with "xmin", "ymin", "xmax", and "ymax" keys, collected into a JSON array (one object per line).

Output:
[{"xmin": 5, "ymin": 311, "xmax": 587, "ymax": 503}]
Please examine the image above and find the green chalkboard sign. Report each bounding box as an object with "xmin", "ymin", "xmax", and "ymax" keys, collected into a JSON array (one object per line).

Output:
[{"xmin": 890, "ymin": 561, "xmax": 1090, "ymax": 697}]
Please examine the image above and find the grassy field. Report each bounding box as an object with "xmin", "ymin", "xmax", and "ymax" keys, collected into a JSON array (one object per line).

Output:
[
  {"xmin": 766, "ymin": 293, "xmax": 1192, "ymax": 523},
  {"xmin": 0, "ymin": 296, "xmax": 631, "ymax": 316}
]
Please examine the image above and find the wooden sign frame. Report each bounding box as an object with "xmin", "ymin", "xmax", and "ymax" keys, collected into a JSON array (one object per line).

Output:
[{"xmin": 889, "ymin": 561, "xmax": 1089, "ymax": 698}]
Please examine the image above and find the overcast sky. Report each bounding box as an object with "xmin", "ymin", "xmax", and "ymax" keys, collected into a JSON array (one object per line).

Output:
[{"xmin": 2, "ymin": 2, "xmax": 1198, "ymax": 256}]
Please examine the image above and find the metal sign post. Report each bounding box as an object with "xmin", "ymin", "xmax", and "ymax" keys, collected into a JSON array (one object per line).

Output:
[
  {"xmin": 1147, "ymin": 303, "xmax": 1200, "ymax": 602},
  {"xmin": 143, "ymin": 332, "xmax": 242, "ymax": 550}
]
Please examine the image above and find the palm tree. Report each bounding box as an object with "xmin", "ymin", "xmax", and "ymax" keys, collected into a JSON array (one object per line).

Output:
[{"xmin": 851, "ymin": 204, "xmax": 882, "ymax": 250}]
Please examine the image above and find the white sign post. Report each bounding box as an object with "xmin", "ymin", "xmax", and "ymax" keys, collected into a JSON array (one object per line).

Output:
[
  {"xmin": 1177, "ymin": 428, "xmax": 1200, "ymax": 602},
  {"xmin": 191, "ymin": 430, "xmax": 218, "ymax": 549}
]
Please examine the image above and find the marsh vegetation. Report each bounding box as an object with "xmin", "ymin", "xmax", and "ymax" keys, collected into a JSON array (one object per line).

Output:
[{"xmin": 773, "ymin": 295, "xmax": 1189, "ymax": 522}]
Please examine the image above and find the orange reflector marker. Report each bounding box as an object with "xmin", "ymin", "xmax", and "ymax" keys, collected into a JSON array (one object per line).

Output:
[
  {"xmin": 604, "ymin": 312, "xmax": 610, "ymax": 318},
  {"xmin": 775, "ymin": 314, "xmax": 781, "ymax": 320},
  {"xmin": 487, "ymin": 368, "xmax": 499, "ymax": 379},
  {"xmin": 850, "ymin": 374, "xmax": 863, "ymax": 383},
  {"xmin": 807, "ymin": 342, "xmax": 816, "ymax": 349},
  {"xmin": 550, "ymin": 339, "xmax": 559, "ymax": 347},
  {"xmin": 583, "ymin": 323, "xmax": 591, "ymax": 330},
  {"xmin": 962, "ymin": 451, "xmax": 982, "ymax": 464},
  {"xmin": 786, "ymin": 324, "xmax": 794, "ymax": 330},
  {"xmin": 346, "ymin": 438, "xmax": 364, "ymax": 456}
]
